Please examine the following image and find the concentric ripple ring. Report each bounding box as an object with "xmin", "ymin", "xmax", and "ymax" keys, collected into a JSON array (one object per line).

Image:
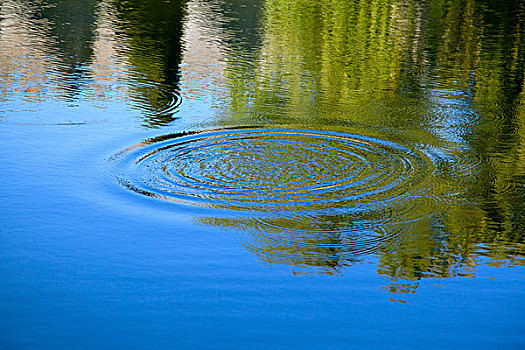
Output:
[
  {"xmin": 114, "ymin": 127, "xmax": 434, "ymax": 209},
  {"xmin": 112, "ymin": 127, "xmax": 440, "ymax": 261}
]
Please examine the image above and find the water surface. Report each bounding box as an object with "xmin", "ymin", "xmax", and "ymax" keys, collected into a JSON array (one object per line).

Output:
[{"xmin": 1, "ymin": 0, "xmax": 524, "ymax": 348}]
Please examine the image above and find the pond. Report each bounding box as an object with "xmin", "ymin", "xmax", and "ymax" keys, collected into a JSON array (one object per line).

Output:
[{"xmin": 1, "ymin": 0, "xmax": 524, "ymax": 348}]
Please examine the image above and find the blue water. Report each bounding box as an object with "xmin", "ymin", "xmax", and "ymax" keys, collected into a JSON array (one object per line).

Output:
[{"xmin": 1, "ymin": 0, "xmax": 525, "ymax": 348}]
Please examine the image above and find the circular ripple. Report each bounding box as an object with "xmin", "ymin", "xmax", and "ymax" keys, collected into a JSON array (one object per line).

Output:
[
  {"xmin": 154, "ymin": 90, "xmax": 182, "ymax": 116},
  {"xmin": 128, "ymin": 84, "xmax": 182, "ymax": 127},
  {"xmin": 112, "ymin": 127, "xmax": 440, "ymax": 262},
  {"xmin": 115, "ymin": 128, "xmax": 434, "ymax": 209}
]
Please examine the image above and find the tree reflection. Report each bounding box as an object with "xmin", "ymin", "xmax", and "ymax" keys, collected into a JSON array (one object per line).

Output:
[
  {"xmin": 196, "ymin": 0, "xmax": 525, "ymax": 287},
  {"xmin": 34, "ymin": 0, "xmax": 98, "ymax": 78},
  {"xmin": 114, "ymin": 0, "xmax": 188, "ymax": 127},
  {"xmin": 0, "ymin": 0, "xmax": 99, "ymax": 102}
]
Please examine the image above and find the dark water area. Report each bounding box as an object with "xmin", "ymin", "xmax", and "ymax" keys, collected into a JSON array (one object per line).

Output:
[{"xmin": 1, "ymin": 0, "xmax": 524, "ymax": 348}]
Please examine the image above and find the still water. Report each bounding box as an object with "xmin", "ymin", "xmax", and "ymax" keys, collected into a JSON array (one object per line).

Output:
[{"xmin": 1, "ymin": 0, "xmax": 524, "ymax": 348}]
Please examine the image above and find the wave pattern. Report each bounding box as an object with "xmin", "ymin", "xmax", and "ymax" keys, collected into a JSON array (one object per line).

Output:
[{"xmin": 113, "ymin": 128, "xmax": 441, "ymax": 264}]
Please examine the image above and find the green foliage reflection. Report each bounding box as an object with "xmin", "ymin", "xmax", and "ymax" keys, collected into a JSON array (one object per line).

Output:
[
  {"xmin": 114, "ymin": 0, "xmax": 187, "ymax": 126},
  {"xmin": 197, "ymin": 0, "xmax": 525, "ymax": 282}
]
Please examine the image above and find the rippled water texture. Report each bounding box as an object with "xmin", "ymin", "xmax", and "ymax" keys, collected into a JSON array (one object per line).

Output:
[
  {"xmin": 114, "ymin": 127, "xmax": 443, "ymax": 262},
  {"xmin": 2, "ymin": 0, "xmax": 525, "ymax": 348}
]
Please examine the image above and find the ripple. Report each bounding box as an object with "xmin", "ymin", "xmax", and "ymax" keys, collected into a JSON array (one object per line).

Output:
[
  {"xmin": 141, "ymin": 89, "xmax": 182, "ymax": 118},
  {"xmin": 0, "ymin": 80, "xmax": 181, "ymax": 127},
  {"xmin": 112, "ymin": 127, "xmax": 442, "ymax": 263},
  {"xmin": 114, "ymin": 128, "xmax": 434, "ymax": 209},
  {"xmin": 127, "ymin": 84, "xmax": 182, "ymax": 127}
]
